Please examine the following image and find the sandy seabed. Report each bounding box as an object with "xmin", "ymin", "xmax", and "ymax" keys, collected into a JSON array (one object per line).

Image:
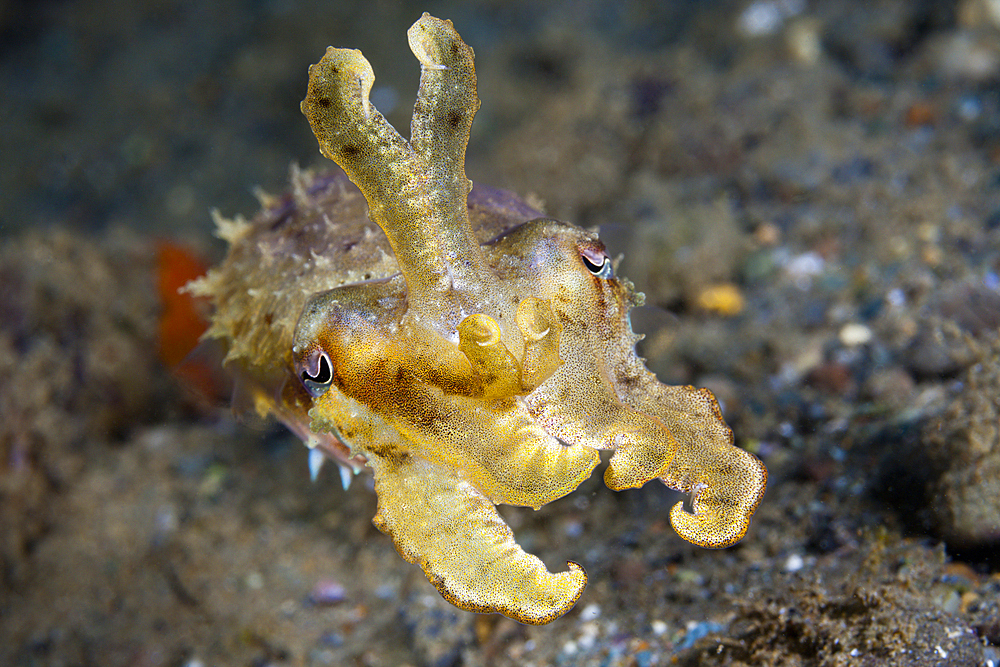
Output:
[{"xmin": 2, "ymin": 1, "xmax": 999, "ymax": 665}]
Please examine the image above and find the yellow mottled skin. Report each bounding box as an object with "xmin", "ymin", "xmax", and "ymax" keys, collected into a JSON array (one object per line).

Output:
[{"xmin": 191, "ymin": 14, "xmax": 766, "ymax": 624}]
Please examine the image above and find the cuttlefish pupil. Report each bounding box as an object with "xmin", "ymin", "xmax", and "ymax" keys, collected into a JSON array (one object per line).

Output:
[
  {"xmin": 578, "ymin": 243, "xmax": 614, "ymax": 278},
  {"xmin": 190, "ymin": 12, "xmax": 766, "ymax": 626},
  {"xmin": 299, "ymin": 349, "xmax": 333, "ymax": 397}
]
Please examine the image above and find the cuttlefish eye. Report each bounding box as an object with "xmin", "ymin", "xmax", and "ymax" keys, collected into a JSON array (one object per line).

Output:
[
  {"xmin": 299, "ymin": 349, "xmax": 333, "ymax": 397},
  {"xmin": 579, "ymin": 243, "xmax": 614, "ymax": 279}
]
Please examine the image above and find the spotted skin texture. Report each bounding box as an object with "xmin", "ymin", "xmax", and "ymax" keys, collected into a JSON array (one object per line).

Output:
[{"xmin": 191, "ymin": 14, "xmax": 766, "ymax": 625}]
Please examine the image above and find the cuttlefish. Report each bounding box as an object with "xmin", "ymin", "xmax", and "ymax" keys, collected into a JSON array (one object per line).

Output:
[{"xmin": 189, "ymin": 13, "xmax": 766, "ymax": 624}]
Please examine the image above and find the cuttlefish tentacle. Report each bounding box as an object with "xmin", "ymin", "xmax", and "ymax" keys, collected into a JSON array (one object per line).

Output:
[
  {"xmin": 547, "ymin": 312, "xmax": 765, "ymax": 548},
  {"xmin": 516, "ymin": 297, "xmax": 563, "ymax": 391},
  {"xmin": 531, "ymin": 341, "xmax": 764, "ymax": 548},
  {"xmin": 494, "ymin": 222, "xmax": 681, "ymax": 485},
  {"xmin": 297, "ymin": 380, "xmax": 590, "ymax": 623},
  {"xmin": 458, "ymin": 315, "xmax": 523, "ymax": 399},
  {"xmin": 523, "ymin": 354, "xmax": 680, "ymax": 485}
]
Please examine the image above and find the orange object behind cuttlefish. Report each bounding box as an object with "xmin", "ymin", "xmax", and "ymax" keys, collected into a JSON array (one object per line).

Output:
[{"xmin": 155, "ymin": 240, "xmax": 225, "ymax": 403}]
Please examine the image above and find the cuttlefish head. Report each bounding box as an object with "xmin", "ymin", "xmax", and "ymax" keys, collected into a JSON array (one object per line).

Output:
[{"xmin": 291, "ymin": 14, "xmax": 766, "ymax": 625}]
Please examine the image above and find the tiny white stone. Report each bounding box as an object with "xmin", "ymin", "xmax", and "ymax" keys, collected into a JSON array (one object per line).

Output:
[
  {"xmin": 578, "ymin": 629, "xmax": 597, "ymax": 650},
  {"xmin": 784, "ymin": 553, "xmax": 805, "ymax": 572},
  {"xmin": 246, "ymin": 572, "xmax": 264, "ymax": 590},
  {"xmin": 786, "ymin": 251, "xmax": 825, "ymax": 278},
  {"xmin": 886, "ymin": 288, "xmax": 906, "ymax": 307},
  {"xmin": 738, "ymin": 0, "xmax": 805, "ymax": 36},
  {"xmin": 839, "ymin": 323, "xmax": 872, "ymax": 347},
  {"xmin": 579, "ymin": 603, "xmax": 601, "ymax": 621},
  {"xmin": 739, "ymin": 2, "xmax": 784, "ymax": 36}
]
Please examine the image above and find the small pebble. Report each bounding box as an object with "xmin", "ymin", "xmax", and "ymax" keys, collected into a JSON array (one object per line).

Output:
[
  {"xmin": 738, "ymin": 0, "xmax": 804, "ymax": 36},
  {"xmin": 904, "ymin": 102, "xmax": 936, "ymax": 127},
  {"xmin": 806, "ymin": 362, "xmax": 853, "ymax": 394},
  {"xmin": 577, "ymin": 621, "xmax": 599, "ymax": 649},
  {"xmin": 578, "ymin": 603, "xmax": 601, "ymax": 621},
  {"xmin": 785, "ymin": 251, "xmax": 824, "ymax": 290},
  {"xmin": 959, "ymin": 0, "xmax": 1000, "ymax": 29},
  {"xmin": 786, "ymin": 251, "xmax": 824, "ymax": 276},
  {"xmin": 694, "ymin": 283, "xmax": 745, "ymax": 316},
  {"xmin": 937, "ymin": 33, "xmax": 1000, "ymax": 80},
  {"xmin": 939, "ymin": 590, "xmax": 961, "ymax": 614},
  {"xmin": 786, "ymin": 18, "xmax": 822, "ymax": 65},
  {"xmin": 634, "ymin": 649, "xmax": 654, "ymax": 667},
  {"xmin": 784, "ymin": 553, "xmax": 805, "ymax": 572},
  {"xmin": 308, "ymin": 578, "xmax": 346, "ymax": 606},
  {"xmin": 839, "ymin": 323, "xmax": 872, "ymax": 346},
  {"xmin": 676, "ymin": 621, "xmax": 726, "ymax": 651},
  {"xmin": 956, "ymin": 95, "xmax": 982, "ymax": 121},
  {"xmin": 754, "ymin": 222, "xmax": 781, "ymax": 246},
  {"xmin": 318, "ymin": 631, "xmax": 344, "ymax": 648}
]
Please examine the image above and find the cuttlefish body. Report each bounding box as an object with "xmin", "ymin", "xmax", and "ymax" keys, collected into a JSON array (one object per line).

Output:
[{"xmin": 190, "ymin": 14, "xmax": 766, "ymax": 624}]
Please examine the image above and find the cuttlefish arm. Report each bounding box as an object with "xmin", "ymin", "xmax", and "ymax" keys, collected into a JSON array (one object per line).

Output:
[
  {"xmin": 293, "ymin": 350, "xmax": 590, "ymax": 624},
  {"xmin": 493, "ymin": 220, "xmax": 767, "ymax": 548},
  {"xmin": 628, "ymin": 382, "xmax": 767, "ymax": 548},
  {"xmin": 369, "ymin": 452, "xmax": 587, "ymax": 625},
  {"xmin": 302, "ymin": 13, "xmax": 510, "ymax": 335},
  {"xmin": 291, "ymin": 280, "xmax": 595, "ymax": 622}
]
